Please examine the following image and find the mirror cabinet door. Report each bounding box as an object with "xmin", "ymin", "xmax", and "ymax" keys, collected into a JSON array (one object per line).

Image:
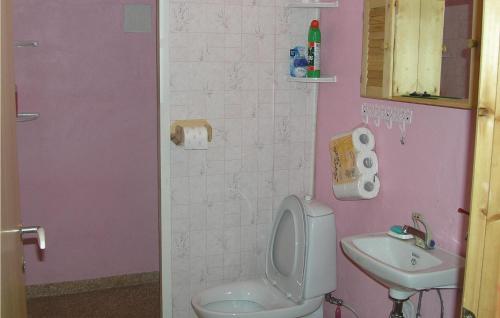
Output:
[
  {"xmin": 361, "ymin": 0, "xmax": 480, "ymax": 109},
  {"xmin": 392, "ymin": 0, "xmax": 444, "ymax": 97}
]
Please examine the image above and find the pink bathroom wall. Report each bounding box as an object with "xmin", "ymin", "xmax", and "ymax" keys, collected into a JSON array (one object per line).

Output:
[
  {"xmin": 316, "ymin": 2, "xmax": 473, "ymax": 317},
  {"xmin": 14, "ymin": 0, "xmax": 159, "ymax": 285}
]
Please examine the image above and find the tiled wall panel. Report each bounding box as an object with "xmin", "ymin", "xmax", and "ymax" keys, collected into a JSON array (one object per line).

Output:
[{"xmin": 167, "ymin": 1, "xmax": 317, "ymax": 316}]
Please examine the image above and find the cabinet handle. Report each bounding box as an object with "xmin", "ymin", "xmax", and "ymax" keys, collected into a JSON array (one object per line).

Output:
[
  {"xmin": 20, "ymin": 226, "xmax": 46, "ymax": 250},
  {"xmin": 457, "ymin": 208, "xmax": 470, "ymax": 215}
]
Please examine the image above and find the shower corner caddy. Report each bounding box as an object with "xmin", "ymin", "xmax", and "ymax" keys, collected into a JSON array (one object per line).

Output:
[
  {"xmin": 288, "ymin": 75, "xmax": 337, "ymax": 83},
  {"xmin": 286, "ymin": 0, "xmax": 339, "ymax": 8},
  {"xmin": 287, "ymin": 0, "xmax": 339, "ymax": 83}
]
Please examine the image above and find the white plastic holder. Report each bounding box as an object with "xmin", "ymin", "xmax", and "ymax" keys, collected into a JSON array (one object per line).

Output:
[
  {"xmin": 16, "ymin": 112, "xmax": 40, "ymax": 122},
  {"xmin": 361, "ymin": 103, "xmax": 413, "ymax": 144},
  {"xmin": 288, "ymin": 75, "xmax": 337, "ymax": 83},
  {"xmin": 15, "ymin": 40, "xmax": 39, "ymax": 48},
  {"xmin": 287, "ymin": 0, "xmax": 339, "ymax": 8}
]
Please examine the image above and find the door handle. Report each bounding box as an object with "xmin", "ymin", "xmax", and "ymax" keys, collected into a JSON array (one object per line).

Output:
[{"xmin": 20, "ymin": 226, "xmax": 46, "ymax": 250}]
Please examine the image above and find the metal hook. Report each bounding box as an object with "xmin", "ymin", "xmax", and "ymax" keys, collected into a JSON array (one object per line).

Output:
[
  {"xmin": 361, "ymin": 103, "xmax": 369, "ymax": 124},
  {"xmin": 386, "ymin": 116, "xmax": 393, "ymax": 129},
  {"xmin": 399, "ymin": 121, "xmax": 407, "ymax": 145}
]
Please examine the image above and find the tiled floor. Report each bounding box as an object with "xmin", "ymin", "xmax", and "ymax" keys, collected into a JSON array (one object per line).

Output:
[{"xmin": 27, "ymin": 283, "xmax": 160, "ymax": 318}]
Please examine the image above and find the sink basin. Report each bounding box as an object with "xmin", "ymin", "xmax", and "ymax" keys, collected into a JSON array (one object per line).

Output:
[{"xmin": 341, "ymin": 232, "xmax": 465, "ymax": 299}]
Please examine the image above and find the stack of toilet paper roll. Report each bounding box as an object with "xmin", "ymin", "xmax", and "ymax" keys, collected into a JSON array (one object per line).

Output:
[{"xmin": 329, "ymin": 127, "xmax": 380, "ymax": 200}]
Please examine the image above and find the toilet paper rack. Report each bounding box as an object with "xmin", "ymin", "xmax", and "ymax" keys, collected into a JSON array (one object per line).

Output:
[{"xmin": 170, "ymin": 119, "xmax": 212, "ymax": 145}]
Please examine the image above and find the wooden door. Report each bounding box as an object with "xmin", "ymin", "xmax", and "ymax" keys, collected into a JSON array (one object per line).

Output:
[
  {"xmin": 0, "ymin": 0, "xmax": 28, "ymax": 316},
  {"xmin": 461, "ymin": 0, "xmax": 500, "ymax": 317}
]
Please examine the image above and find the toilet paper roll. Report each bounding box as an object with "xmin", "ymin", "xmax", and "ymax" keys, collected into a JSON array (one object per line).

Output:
[
  {"xmin": 333, "ymin": 174, "xmax": 380, "ymax": 200},
  {"xmin": 355, "ymin": 151, "xmax": 379, "ymax": 175},
  {"xmin": 332, "ymin": 127, "xmax": 375, "ymax": 152},
  {"xmin": 351, "ymin": 127, "xmax": 375, "ymax": 151},
  {"xmin": 183, "ymin": 126, "xmax": 208, "ymax": 150}
]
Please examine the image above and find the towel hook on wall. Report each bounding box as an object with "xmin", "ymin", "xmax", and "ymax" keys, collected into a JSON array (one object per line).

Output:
[{"xmin": 360, "ymin": 103, "xmax": 413, "ymax": 145}]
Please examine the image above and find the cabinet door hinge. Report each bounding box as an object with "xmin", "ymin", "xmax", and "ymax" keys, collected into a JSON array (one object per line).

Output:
[
  {"xmin": 467, "ymin": 38, "xmax": 479, "ymax": 49},
  {"xmin": 462, "ymin": 308, "xmax": 476, "ymax": 318}
]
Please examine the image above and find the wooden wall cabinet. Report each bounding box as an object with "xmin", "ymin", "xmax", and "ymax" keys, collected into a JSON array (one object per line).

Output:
[{"xmin": 361, "ymin": 0, "xmax": 481, "ymax": 109}]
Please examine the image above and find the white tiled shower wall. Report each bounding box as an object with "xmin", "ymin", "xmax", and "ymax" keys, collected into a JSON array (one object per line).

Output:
[{"xmin": 167, "ymin": 1, "xmax": 318, "ymax": 317}]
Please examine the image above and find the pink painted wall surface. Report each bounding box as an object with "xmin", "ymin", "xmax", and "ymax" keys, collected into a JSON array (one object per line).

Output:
[
  {"xmin": 14, "ymin": 0, "xmax": 159, "ymax": 285},
  {"xmin": 316, "ymin": 2, "xmax": 473, "ymax": 317}
]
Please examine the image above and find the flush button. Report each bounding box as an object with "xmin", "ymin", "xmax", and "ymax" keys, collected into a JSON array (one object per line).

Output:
[{"xmin": 304, "ymin": 195, "xmax": 312, "ymax": 201}]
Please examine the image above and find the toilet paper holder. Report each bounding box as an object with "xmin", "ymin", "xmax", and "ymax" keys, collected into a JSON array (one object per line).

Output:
[{"xmin": 170, "ymin": 119, "xmax": 213, "ymax": 145}]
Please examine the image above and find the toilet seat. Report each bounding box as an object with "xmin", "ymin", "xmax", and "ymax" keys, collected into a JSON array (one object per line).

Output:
[
  {"xmin": 266, "ymin": 195, "xmax": 307, "ymax": 303},
  {"xmin": 191, "ymin": 278, "xmax": 323, "ymax": 318}
]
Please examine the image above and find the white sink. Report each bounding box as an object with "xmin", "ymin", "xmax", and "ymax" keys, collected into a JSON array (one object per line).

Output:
[{"xmin": 341, "ymin": 232, "xmax": 465, "ymax": 299}]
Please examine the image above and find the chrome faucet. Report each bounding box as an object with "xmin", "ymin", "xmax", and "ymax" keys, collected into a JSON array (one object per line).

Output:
[{"xmin": 402, "ymin": 213, "xmax": 435, "ymax": 249}]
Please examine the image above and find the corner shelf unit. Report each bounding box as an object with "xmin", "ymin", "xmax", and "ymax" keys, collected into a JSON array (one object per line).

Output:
[
  {"xmin": 288, "ymin": 75, "xmax": 337, "ymax": 83},
  {"xmin": 287, "ymin": 1, "xmax": 339, "ymax": 83},
  {"xmin": 287, "ymin": 1, "xmax": 339, "ymax": 8}
]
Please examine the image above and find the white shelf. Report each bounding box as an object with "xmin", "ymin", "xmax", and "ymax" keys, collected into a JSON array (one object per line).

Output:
[
  {"xmin": 287, "ymin": 0, "xmax": 339, "ymax": 8},
  {"xmin": 288, "ymin": 75, "xmax": 337, "ymax": 83},
  {"xmin": 16, "ymin": 112, "xmax": 39, "ymax": 122}
]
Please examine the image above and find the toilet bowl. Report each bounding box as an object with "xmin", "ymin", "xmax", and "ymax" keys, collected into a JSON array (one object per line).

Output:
[
  {"xmin": 191, "ymin": 278, "xmax": 323, "ymax": 318},
  {"xmin": 192, "ymin": 195, "xmax": 336, "ymax": 318}
]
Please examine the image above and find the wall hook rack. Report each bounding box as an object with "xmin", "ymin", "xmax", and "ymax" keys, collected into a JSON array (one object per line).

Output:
[{"xmin": 361, "ymin": 103, "xmax": 413, "ymax": 144}]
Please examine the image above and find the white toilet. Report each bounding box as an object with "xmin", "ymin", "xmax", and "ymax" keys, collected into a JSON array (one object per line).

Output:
[{"xmin": 191, "ymin": 195, "xmax": 336, "ymax": 318}]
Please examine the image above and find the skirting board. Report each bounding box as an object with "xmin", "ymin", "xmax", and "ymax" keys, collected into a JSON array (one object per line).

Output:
[{"xmin": 26, "ymin": 271, "xmax": 160, "ymax": 299}]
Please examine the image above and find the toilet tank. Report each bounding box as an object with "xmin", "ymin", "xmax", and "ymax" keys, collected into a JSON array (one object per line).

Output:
[{"xmin": 302, "ymin": 198, "xmax": 336, "ymax": 299}]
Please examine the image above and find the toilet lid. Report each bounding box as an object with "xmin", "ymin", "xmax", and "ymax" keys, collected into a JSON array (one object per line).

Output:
[{"xmin": 266, "ymin": 195, "xmax": 306, "ymax": 303}]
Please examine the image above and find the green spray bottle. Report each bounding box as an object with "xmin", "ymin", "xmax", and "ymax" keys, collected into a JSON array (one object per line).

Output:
[{"xmin": 307, "ymin": 19, "xmax": 321, "ymax": 78}]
